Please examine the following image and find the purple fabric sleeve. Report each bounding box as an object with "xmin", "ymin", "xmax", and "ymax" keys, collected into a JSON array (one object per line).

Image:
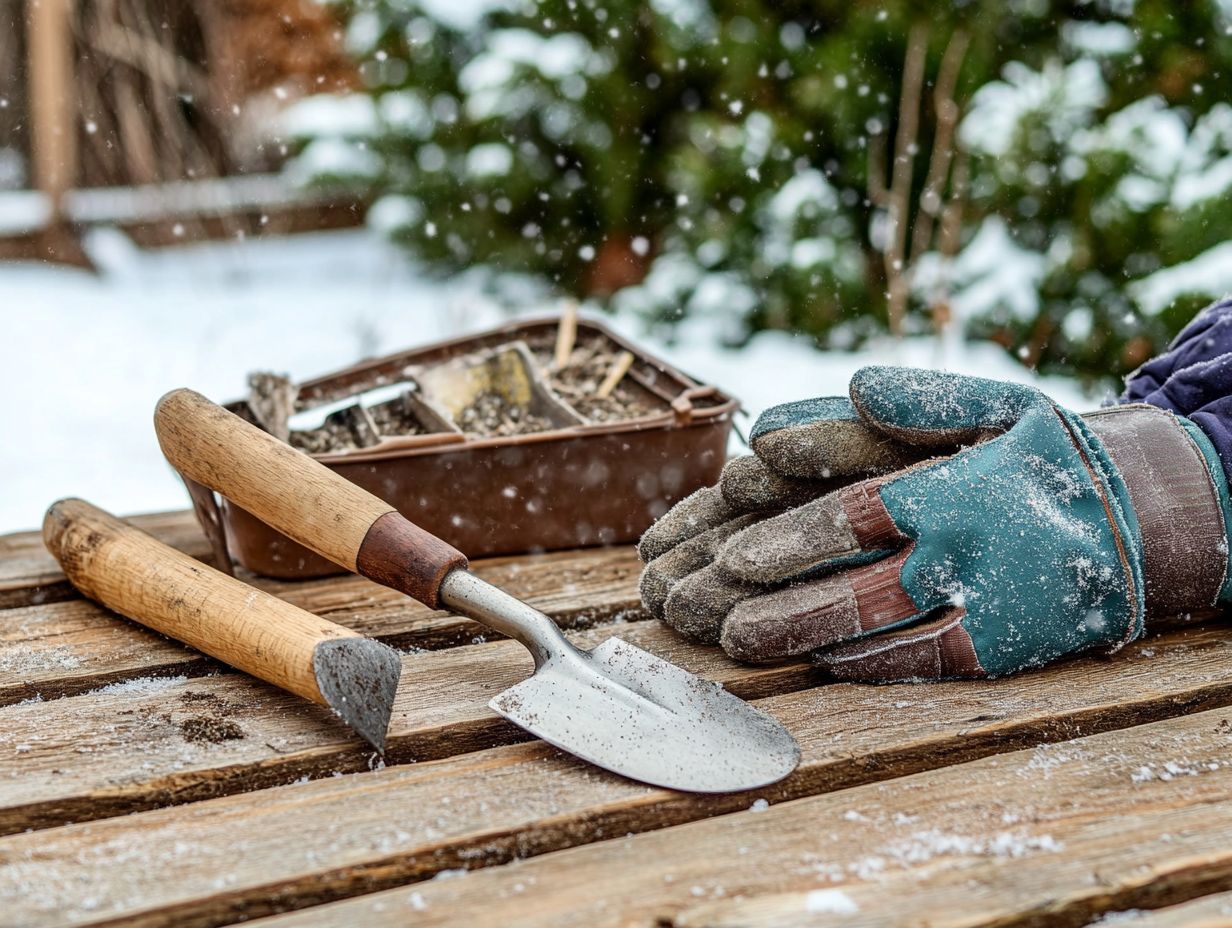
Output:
[{"xmin": 1121, "ymin": 298, "xmax": 1232, "ymax": 480}]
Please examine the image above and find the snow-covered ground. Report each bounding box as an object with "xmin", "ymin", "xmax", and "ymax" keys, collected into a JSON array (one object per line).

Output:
[{"xmin": 0, "ymin": 228, "xmax": 1088, "ymax": 534}]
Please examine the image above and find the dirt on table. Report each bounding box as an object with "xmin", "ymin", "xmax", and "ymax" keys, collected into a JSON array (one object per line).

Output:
[
  {"xmin": 176, "ymin": 691, "xmax": 245, "ymax": 744},
  {"xmin": 538, "ymin": 337, "xmax": 662, "ymax": 423},
  {"xmin": 458, "ymin": 391, "xmax": 554, "ymax": 437},
  {"xmin": 180, "ymin": 716, "xmax": 245, "ymax": 744}
]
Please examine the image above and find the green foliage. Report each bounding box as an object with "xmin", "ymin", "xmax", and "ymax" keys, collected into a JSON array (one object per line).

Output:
[{"xmin": 299, "ymin": 0, "xmax": 1232, "ymax": 383}]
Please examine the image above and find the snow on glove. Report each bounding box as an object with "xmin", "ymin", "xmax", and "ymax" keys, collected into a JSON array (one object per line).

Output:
[
  {"xmin": 638, "ymin": 397, "xmax": 928, "ymax": 641},
  {"xmin": 693, "ymin": 367, "xmax": 1232, "ymax": 680}
]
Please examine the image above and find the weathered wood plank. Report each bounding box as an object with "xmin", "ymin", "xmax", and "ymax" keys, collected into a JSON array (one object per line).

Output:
[
  {"xmin": 0, "ymin": 511, "xmax": 209, "ymax": 609},
  {"xmin": 0, "ymin": 545, "xmax": 643, "ymax": 704},
  {"xmin": 0, "ymin": 619, "xmax": 811, "ymax": 835},
  {"xmin": 5, "ymin": 627, "xmax": 1232, "ymax": 927},
  {"xmin": 1096, "ymin": 892, "xmax": 1232, "ymax": 927},
  {"xmin": 236, "ymin": 703, "xmax": 1232, "ymax": 928}
]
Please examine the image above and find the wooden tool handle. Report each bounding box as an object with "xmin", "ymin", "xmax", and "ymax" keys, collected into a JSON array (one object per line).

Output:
[
  {"xmin": 154, "ymin": 388, "xmax": 466, "ymax": 607},
  {"xmin": 43, "ymin": 498, "xmax": 356, "ymax": 705}
]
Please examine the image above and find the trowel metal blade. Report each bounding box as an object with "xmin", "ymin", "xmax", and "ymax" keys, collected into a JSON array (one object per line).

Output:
[{"xmin": 489, "ymin": 637, "xmax": 800, "ymax": 793}]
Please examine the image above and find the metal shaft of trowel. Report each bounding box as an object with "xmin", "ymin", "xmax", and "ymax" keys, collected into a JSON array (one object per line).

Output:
[{"xmin": 437, "ymin": 569, "xmax": 575, "ymax": 667}]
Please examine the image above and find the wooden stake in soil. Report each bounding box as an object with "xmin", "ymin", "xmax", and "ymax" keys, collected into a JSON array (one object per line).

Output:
[
  {"xmin": 595, "ymin": 351, "xmax": 635, "ymax": 400},
  {"xmin": 42, "ymin": 499, "xmax": 401, "ymax": 753},
  {"xmin": 553, "ymin": 302, "xmax": 579, "ymax": 370}
]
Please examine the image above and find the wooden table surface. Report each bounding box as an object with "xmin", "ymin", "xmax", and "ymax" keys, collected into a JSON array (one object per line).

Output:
[{"xmin": 4, "ymin": 512, "xmax": 1232, "ymax": 927}]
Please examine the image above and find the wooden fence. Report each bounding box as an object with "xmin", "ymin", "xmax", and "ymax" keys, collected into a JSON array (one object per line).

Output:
[{"xmin": 2, "ymin": 0, "xmax": 356, "ymax": 231}]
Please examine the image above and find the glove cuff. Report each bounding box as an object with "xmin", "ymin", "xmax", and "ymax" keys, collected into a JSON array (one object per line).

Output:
[{"xmin": 1085, "ymin": 405, "xmax": 1231, "ymax": 617}]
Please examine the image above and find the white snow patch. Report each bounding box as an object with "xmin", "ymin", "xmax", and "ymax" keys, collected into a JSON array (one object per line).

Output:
[
  {"xmin": 0, "ymin": 645, "xmax": 82, "ymax": 673},
  {"xmin": 1173, "ymin": 156, "xmax": 1232, "ymax": 210},
  {"xmin": 884, "ymin": 829, "xmax": 1062, "ymax": 864},
  {"xmin": 285, "ymin": 139, "xmax": 382, "ymax": 184},
  {"xmin": 418, "ymin": 0, "xmax": 509, "ymax": 32},
  {"xmin": 466, "ymin": 143, "xmax": 514, "ymax": 178},
  {"xmin": 1173, "ymin": 104, "xmax": 1232, "ymax": 209},
  {"xmin": 1075, "ymin": 96, "xmax": 1188, "ymax": 195},
  {"xmin": 914, "ymin": 217, "xmax": 1046, "ymax": 324},
  {"xmin": 765, "ymin": 169, "xmax": 840, "ymax": 224},
  {"xmin": 961, "ymin": 59, "xmax": 1107, "ymax": 157},
  {"xmin": 378, "ymin": 91, "xmax": 434, "ymax": 140},
  {"xmin": 1061, "ymin": 21, "xmax": 1136, "ymax": 57},
  {"xmin": 463, "ymin": 29, "xmax": 603, "ymax": 89},
  {"xmin": 280, "ymin": 94, "xmax": 379, "ymax": 140},
  {"xmin": 88, "ymin": 675, "xmax": 190, "ymax": 697},
  {"xmin": 1130, "ymin": 241, "xmax": 1232, "ymax": 314},
  {"xmin": 0, "ymin": 189, "xmax": 51, "ymax": 235},
  {"xmin": 367, "ymin": 195, "xmax": 424, "ymax": 234},
  {"xmin": 805, "ymin": 889, "xmax": 859, "ymax": 914}
]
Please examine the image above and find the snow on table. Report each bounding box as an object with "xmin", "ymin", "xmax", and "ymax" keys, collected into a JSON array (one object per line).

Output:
[{"xmin": 2, "ymin": 518, "xmax": 1232, "ymax": 926}]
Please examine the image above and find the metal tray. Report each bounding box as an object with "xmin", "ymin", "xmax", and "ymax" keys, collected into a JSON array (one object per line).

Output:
[{"xmin": 174, "ymin": 315, "xmax": 738, "ymax": 579}]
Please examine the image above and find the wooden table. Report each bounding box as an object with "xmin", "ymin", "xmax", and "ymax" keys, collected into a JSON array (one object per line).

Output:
[{"xmin": 4, "ymin": 511, "xmax": 1232, "ymax": 927}]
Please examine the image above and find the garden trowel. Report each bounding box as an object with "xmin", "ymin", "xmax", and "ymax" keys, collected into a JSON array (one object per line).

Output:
[{"xmin": 155, "ymin": 388, "xmax": 800, "ymax": 793}]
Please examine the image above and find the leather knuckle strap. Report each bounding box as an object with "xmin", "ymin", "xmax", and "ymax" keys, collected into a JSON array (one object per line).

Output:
[
  {"xmin": 839, "ymin": 480, "xmax": 908, "ymax": 550},
  {"xmin": 1085, "ymin": 405, "xmax": 1228, "ymax": 616}
]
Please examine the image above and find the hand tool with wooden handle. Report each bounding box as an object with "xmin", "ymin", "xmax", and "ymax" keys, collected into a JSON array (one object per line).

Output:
[
  {"xmin": 155, "ymin": 388, "xmax": 800, "ymax": 793},
  {"xmin": 43, "ymin": 498, "xmax": 401, "ymax": 753}
]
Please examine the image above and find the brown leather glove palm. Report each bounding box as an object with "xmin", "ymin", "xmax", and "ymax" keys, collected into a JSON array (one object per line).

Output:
[{"xmin": 639, "ymin": 396, "xmax": 931, "ymax": 642}]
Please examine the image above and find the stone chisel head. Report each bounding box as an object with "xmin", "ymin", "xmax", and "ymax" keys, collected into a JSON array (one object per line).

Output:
[
  {"xmin": 312, "ymin": 638, "xmax": 401, "ymax": 754},
  {"xmin": 43, "ymin": 498, "xmax": 401, "ymax": 755}
]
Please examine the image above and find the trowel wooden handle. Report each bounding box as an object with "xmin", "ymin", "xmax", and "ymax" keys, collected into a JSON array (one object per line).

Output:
[
  {"xmin": 43, "ymin": 498, "xmax": 354, "ymax": 705},
  {"xmin": 154, "ymin": 388, "xmax": 467, "ymax": 608}
]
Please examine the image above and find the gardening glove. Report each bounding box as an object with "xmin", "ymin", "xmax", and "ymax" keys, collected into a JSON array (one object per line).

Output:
[
  {"xmin": 637, "ymin": 397, "xmax": 933, "ymax": 641},
  {"xmin": 648, "ymin": 367, "xmax": 1232, "ymax": 681}
]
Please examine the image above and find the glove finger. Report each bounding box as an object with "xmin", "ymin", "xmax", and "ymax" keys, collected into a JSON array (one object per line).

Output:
[
  {"xmin": 638, "ymin": 486, "xmax": 736, "ymax": 563},
  {"xmin": 720, "ymin": 455, "xmax": 832, "ymax": 512},
  {"xmin": 663, "ymin": 563, "xmax": 759, "ymax": 644},
  {"xmin": 719, "ymin": 550, "xmax": 918, "ymax": 661},
  {"xmin": 751, "ymin": 396, "xmax": 922, "ymax": 480},
  {"xmin": 639, "ymin": 512, "xmax": 763, "ymax": 621},
  {"xmin": 718, "ymin": 480, "xmax": 905, "ymax": 585},
  {"xmin": 814, "ymin": 608, "xmax": 982, "ymax": 682},
  {"xmin": 750, "ymin": 396, "xmax": 859, "ymax": 443},
  {"xmin": 849, "ymin": 366, "xmax": 1042, "ymax": 446},
  {"xmin": 753, "ymin": 418, "xmax": 924, "ymax": 481}
]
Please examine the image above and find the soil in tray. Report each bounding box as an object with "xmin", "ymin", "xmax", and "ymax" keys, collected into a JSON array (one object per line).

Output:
[
  {"xmin": 458, "ymin": 391, "xmax": 554, "ymax": 437},
  {"xmin": 536, "ymin": 337, "xmax": 663, "ymax": 423},
  {"xmin": 288, "ymin": 416, "xmax": 361, "ymax": 454},
  {"xmin": 287, "ymin": 399, "xmax": 427, "ymax": 454},
  {"xmin": 368, "ymin": 398, "xmax": 429, "ymax": 437}
]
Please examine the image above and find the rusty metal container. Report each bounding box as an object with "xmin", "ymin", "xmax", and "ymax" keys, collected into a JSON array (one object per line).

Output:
[{"xmin": 176, "ymin": 316, "xmax": 738, "ymax": 579}]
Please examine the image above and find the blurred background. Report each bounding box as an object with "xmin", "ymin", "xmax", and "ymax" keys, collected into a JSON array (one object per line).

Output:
[{"xmin": 2, "ymin": 0, "xmax": 1229, "ymax": 530}]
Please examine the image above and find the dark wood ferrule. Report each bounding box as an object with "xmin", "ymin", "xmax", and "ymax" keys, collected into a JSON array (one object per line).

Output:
[{"xmin": 356, "ymin": 511, "xmax": 468, "ymax": 609}]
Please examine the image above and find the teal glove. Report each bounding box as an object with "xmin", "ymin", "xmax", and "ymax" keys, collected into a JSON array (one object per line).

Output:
[
  {"xmin": 650, "ymin": 367, "xmax": 1232, "ymax": 681},
  {"xmin": 638, "ymin": 398, "xmax": 929, "ymax": 640}
]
